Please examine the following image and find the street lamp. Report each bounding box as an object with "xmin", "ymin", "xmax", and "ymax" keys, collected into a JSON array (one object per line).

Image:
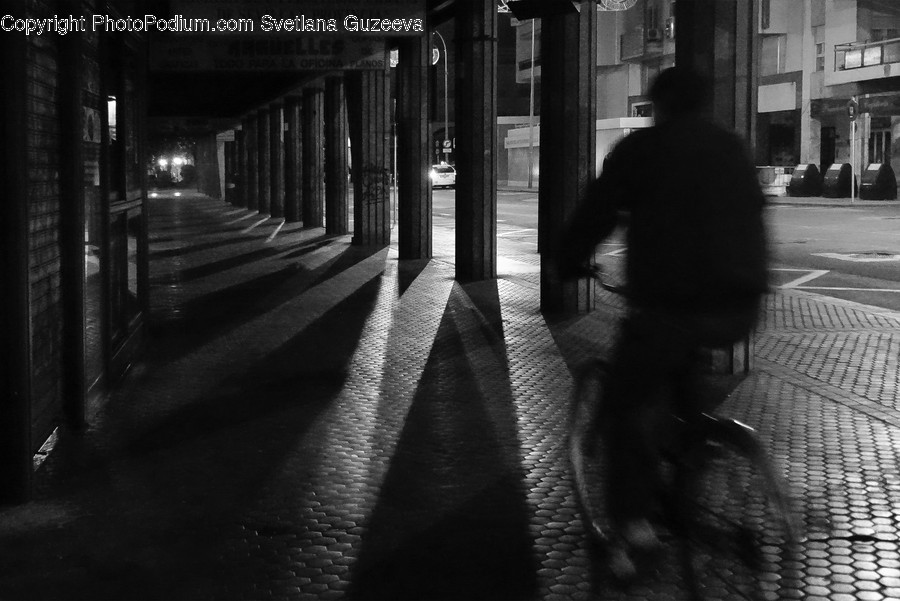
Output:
[
  {"xmin": 527, "ymin": 20, "xmax": 536, "ymax": 189},
  {"xmin": 432, "ymin": 30, "xmax": 450, "ymax": 163}
]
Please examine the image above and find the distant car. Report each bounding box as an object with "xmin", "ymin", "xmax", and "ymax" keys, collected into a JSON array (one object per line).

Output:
[{"xmin": 430, "ymin": 164, "xmax": 456, "ymax": 189}]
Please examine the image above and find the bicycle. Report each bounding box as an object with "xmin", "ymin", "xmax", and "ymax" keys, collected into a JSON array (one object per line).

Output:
[{"xmin": 568, "ymin": 267, "xmax": 802, "ymax": 599}]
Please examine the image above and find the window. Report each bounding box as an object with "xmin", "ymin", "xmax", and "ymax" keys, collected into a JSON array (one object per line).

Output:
[
  {"xmin": 815, "ymin": 42, "xmax": 825, "ymax": 71},
  {"xmin": 869, "ymin": 129, "xmax": 892, "ymax": 165},
  {"xmin": 872, "ymin": 29, "xmax": 900, "ymax": 42},
  {"xmin": 632, "ymin": 102, "xmax": 653, "ymax": 118},
  {"xmin": 645, "ymin": 3, "xmax": 659, "ymax": 29},
  {"xmin": 760, "ymin": 35, "xmax": 787, "ymax": 76}
]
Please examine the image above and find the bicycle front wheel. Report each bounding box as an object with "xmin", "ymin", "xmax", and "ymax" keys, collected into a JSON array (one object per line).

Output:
[
  {"xmin": 678, "ymin": 416, "xmax": 801, "ymax": 600},
  {"xmin": 569, "ymin": 360, "xmax": 613, "ymax": 544}
]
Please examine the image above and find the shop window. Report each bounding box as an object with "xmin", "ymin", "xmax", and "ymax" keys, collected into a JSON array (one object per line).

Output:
[
  {"xmin": 84, "ymin": 97, "xmax": 104, "ymax": 389},
  {"xmin": 103, "ymin": 34, "xmax": 146, "ymax": 356},
  {"xmin": 869, "ymin": 129, "xmax": 892, "ymax": 165},
  {"xmin": 106, "ymin": 94, "xmax": 123, "ymax": 199},
  {"xmin": 123, "ymin": 53, "xmax": 142, "ymax": 197}
]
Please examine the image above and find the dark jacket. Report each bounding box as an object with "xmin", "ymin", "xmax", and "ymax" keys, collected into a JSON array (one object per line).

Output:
[{"xmin": 560, "ymin": 115, "xmax": 769, "ymax": 315}]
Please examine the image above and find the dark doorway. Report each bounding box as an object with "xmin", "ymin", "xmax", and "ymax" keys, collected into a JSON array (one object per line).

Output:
[{"xmin": 820, "ymin": 126, "xmax": 836, "ymax": 172}]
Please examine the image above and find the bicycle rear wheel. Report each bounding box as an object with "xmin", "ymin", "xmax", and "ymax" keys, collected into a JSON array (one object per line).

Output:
[{"xmin": 675, "ymin": 416, "xmax": 801, "ymax": 600}]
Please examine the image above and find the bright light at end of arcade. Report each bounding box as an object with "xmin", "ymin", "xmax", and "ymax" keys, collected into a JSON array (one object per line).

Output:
[
  {"xmin": 173, "ymin": 192, "xmax": 182, "ymax": 197},
  {"xmin": 150, "ymin": 192, "xmax": 159, "ymax": 198},
  {"xmin": 158, "ymin": 158, "xmax": 168, "ymax": 168},
  {"xmin": 173, "ymin": 156, "xmax": 185, "ymax": 166}
]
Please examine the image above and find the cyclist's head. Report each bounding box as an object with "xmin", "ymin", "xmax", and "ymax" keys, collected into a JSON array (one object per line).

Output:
[{"xmin": 649, "ymin": 66, "xmax": 710, "ymax": 123}]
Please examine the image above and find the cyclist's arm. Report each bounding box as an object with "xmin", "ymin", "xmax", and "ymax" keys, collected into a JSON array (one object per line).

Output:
[{"xmin": 557, "ymin": 155, "xmax": 626, "ymax": 279}]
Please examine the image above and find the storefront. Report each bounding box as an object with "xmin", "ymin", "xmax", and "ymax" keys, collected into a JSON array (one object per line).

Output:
[
  {"xmin": 811, "ymin": 93, "xmax": 900, "ymax": 181},
  {"xmin": 0, "ymin": 0, "xmax": 148, "ymax": 502}
]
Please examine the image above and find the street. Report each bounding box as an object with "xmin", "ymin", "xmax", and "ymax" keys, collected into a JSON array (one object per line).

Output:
[{"xmin": 431, "ymin": 188, "xmax": 900, "ymax": 312}]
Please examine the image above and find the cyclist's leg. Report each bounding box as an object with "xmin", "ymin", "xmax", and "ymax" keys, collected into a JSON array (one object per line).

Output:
[{"xmin": 603, "ymin": 314, "xmax": 676, "ymax": 539}]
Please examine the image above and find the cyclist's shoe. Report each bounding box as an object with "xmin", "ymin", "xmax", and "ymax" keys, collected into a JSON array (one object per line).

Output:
[
  {"xmin": 621, "ymin": 518, "xmax": 662, "ymax": 554},
  {"xmin": 607, "ymin": 519, "xmax": 664, "ymax": 585},
  {"xmin": 606, "ymin": 543, "xmax": 639, "ymax": 582}
]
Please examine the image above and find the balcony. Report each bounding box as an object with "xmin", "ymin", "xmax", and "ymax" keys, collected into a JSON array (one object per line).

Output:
[{"xmin": 830, "ymin": 37, "xmax": 900, "ymax": 86}]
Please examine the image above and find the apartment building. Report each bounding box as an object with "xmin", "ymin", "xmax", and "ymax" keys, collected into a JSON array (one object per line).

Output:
[
  {"xmin": 505, "ymin": 0, "xmax": 900, "ymax": 187},
  {"xmin": 759, "ymin": 0, "xmax": 900, "ymax": 181}
]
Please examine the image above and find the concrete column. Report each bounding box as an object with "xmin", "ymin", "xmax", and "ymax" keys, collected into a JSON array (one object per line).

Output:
[
  {"xmin": 223, "ymin": 139, "xmax": 234, "ymax": 203},
  {"xmin": 302, "ymin": 86, "xmax": 325, "ymax": 228},
  {"xmin": 455, "ymin": 0, "xmax": 498, "ymax": 281},
  {"xmin": 677, "ymin": 0, "xmax": 759, "ymax": 375},
  {"xmin": 284, "ymin": 96, "xmax": 302, "ymax": 223},
  {"xmin": 244, "ymin": 114, "xmax": 258, "ymax": 211},
  {"xmin": 257, "ymin": 106, "xmax": 271, "ymax": 215},
  {"xmin": 235, "ymin": 128, "xmax": 247, "ymax": 207},
  {"xmin": 324, "ymin": 77, "xmax": 350, "ymax": 235},
  {"xmin": 539, "ymin": 4, "xmax": 596, "ymax": 314},
  {"xmin": 346, "ymin": 69, "xmax": 391, "ymax": 247},
  {"xmin": 269, "ymin": 103, "xmax": 285, "ymax": 218},
  {"xmin": 397, "ymin": 35, "xmax": 431, "ymax": 259},
  {"xmin": 196, "ymin": 133, "xmax": 220, "ymax": 198},
  {"xmin": 676, "ymin": 0, "xmax": 758, "ymax": 140}
]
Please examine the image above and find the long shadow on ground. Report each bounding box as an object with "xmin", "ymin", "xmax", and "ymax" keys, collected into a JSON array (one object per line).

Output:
[
  {"xmin": 0, "ymin": 271, "xmax": 386, "ymax": 600},
  {"xmin": 347, "ymin": 283, "xmax": 538, "ymax": 600}
]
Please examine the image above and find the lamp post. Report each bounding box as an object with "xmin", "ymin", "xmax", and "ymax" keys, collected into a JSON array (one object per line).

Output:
[
  {"xmin": 527, "ymin": 20, "xmax": 536, "ymax": 189},
  {"xmin": 433, "ymin": 30, "xmax": 449, "ymax": 163}
]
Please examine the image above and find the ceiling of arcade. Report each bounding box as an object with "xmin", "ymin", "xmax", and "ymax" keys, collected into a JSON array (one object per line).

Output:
[{"xmin": 146, "ymin": 0, "xmax": 463, "ymax": 125}]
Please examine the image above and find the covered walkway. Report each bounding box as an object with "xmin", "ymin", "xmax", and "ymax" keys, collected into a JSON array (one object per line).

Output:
[{"xmin": 2, "ymin": 190, "xmax": 900, "ymax": 600}]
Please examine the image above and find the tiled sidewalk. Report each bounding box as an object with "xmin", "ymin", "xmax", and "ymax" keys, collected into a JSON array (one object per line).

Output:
[{"xmin": 0, "ymin": 190, "xmax": 899, "ymax": 600}]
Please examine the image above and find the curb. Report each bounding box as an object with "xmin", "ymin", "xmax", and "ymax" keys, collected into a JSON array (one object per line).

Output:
[{"xmin": 766, "ymin": 196, "xmax": 900, "ymax": 207}]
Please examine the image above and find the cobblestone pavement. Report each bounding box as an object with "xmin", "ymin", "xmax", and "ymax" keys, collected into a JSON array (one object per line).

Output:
[{"xmin": 1, "ymin": 190, "xmax": 900, "ymax": 600}]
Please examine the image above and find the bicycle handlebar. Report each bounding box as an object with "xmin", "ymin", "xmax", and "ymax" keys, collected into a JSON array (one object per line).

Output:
[{"xmin": 586, "ymin": 264, "xmax": 626, "ymax": 295}]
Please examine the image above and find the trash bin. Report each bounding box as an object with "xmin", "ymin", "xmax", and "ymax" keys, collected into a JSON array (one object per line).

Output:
[
  {"xmin": 787, "ymin": 164, "xmax": 822, "ymax": 197},
  {"xmin": 822, "ymin": 163, "xmax": 855, "ymax": 198},
  {"xmin": 859, "ymin": 163, "xmax": 898, "ymax": 200}
]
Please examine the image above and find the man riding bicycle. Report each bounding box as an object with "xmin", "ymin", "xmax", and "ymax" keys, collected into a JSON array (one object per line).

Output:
[{"xmin": 557, "ymin": 66, "xmax": 769, "ymax": 577}]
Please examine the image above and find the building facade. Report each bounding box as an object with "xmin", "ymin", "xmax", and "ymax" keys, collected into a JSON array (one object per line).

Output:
[
  {"xmin": 758, "ymin": 0, "xmax": 900, "ymax": 183},
  {"xmin": 506, "ymin": 0, "xmax": 900, "ymax": 189}
]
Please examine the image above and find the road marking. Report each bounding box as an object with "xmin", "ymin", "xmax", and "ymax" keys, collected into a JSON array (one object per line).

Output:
[
  {"xmin": 498, "ymin": 228, "xmax": 537, "ymax": 237},
  {"xmin": 224, "ymin": 208, "xmax": 247, "ymax": 216},
  {"xmin": 266, "ymin": 218, "xmax": 287, "ymax": 243},
  {"xmin": 241, "ymin": 216, "xmax": 270, "ymax": 234},
  {"xmin": 772, "ymin": 268, "xmax": 900, "ymax": 293},
  {"xmin": 772, "ymin": 268, "xmax": 830, "ymax": 289},
  {"xmin": 795, "ymin": 286, "xmax": 900, "ymax": 293},
  {"xmin": 225, "ymin": 210, "xmax": 258, "ymax": 225},
  {"xmin": 813, "ymin": 252, "xmax": 900, "ymax": 262},
  {"xmin": 601, "ymin": 248, "xmax": 627, "ymax": 257}
]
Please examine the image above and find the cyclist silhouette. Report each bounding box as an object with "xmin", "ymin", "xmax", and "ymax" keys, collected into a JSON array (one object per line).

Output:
[{"xmin": 558, "ymin": 66, "xmax": 769, "ymax": 575}]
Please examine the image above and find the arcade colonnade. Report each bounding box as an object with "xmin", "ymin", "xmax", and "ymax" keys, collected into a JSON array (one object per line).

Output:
[
  {"xmin": 0, "ymin": 0, "xmax": 757, "ymax": 502},
  {"xmin": 206, "ymin": 0, "xmax": 759, "ymax": 313}
]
